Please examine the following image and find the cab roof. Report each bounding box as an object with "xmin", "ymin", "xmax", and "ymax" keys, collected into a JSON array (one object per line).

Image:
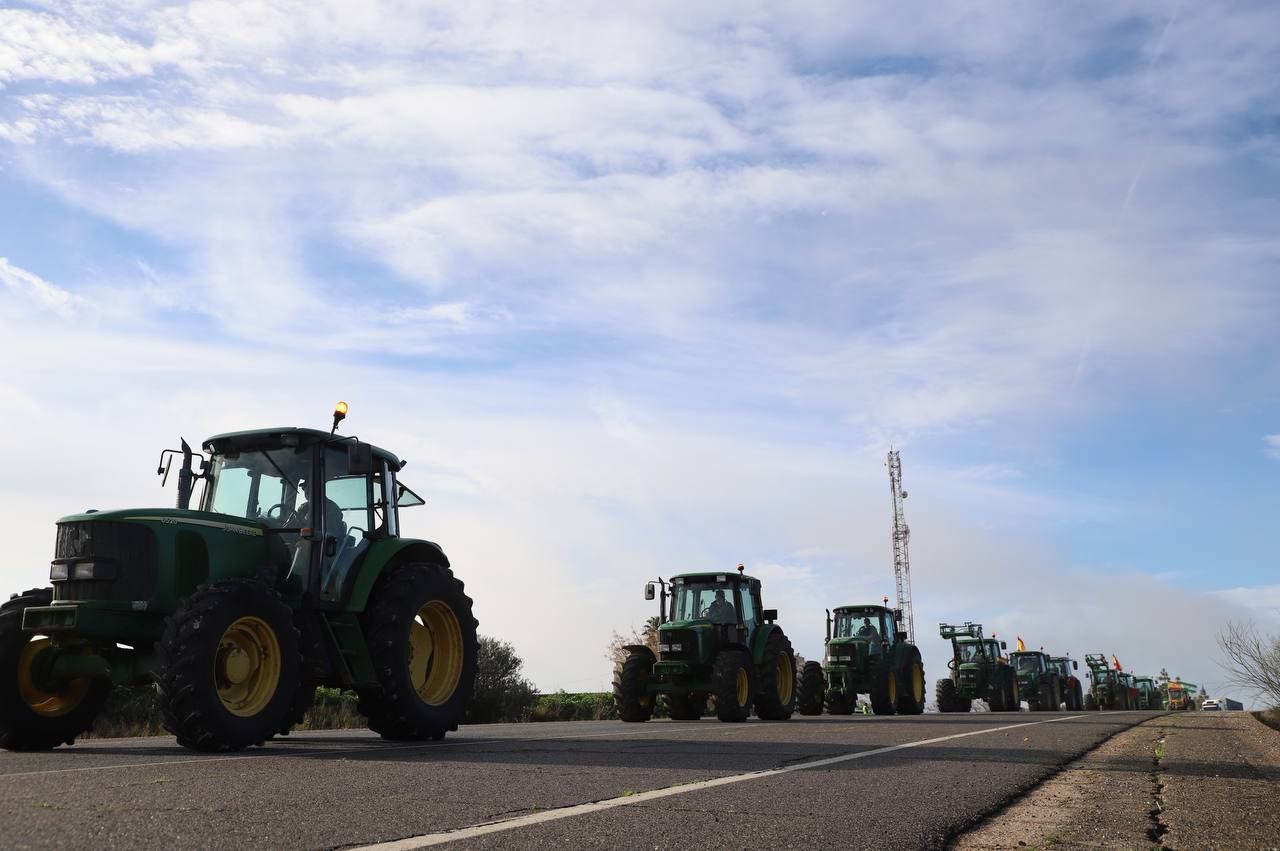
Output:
[
  {"xmin": 671, "ymin": 571, "xmax": 758, "ymax": 584},
  {"xmin": 202, "ymin": 427, "xmax": 403, "ymax": 468},
  {"xmin": 834, "ymin": 604, "xmax": 892, "ymax": 613}
]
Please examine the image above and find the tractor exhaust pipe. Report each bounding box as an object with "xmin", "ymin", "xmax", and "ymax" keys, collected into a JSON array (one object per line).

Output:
[{"xmin": 176, "ymin": 438, "xmax": 194, "ymax": 510}]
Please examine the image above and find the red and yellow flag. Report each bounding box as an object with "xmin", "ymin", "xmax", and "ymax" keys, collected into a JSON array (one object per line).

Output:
[
  {"xmin": 1112, "ymin": 655, "xmax": 1122, "ymax": 671},
  {"xmin": 1015, "ymin": 636, "xmax": 1026, "ymax": 652}
]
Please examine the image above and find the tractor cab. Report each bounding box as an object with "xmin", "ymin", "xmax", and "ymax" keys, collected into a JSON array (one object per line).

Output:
[
  {"xmin": 1049, "ymin": 656, "xmax": 1078, "ymax": 681},
  {"xmin": 830, "ymin": 604, "xmax": 897, "ymax": 650},
  {"xmin": 198, "ymin": 427, "xmax": 425, "ymax": 605},
  {"xmin": 657, "ymin": 570, "xmax": 771, "ymax": 659}
]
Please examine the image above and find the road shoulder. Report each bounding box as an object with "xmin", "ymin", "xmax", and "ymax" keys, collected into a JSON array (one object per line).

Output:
[{"xmin": 951, "ymin": 712, "xmax": 1280, "ymax": 850}]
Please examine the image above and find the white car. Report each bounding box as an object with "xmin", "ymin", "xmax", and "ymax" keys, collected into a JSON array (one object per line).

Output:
[{"xmin": 1201, "ymin": 699, "xmax": 1221, "ymax": 711}]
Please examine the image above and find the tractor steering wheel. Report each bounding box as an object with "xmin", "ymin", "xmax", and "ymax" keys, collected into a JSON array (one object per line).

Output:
[{"xmin": 264, "ymin": 503, "xmax": 286, "ymax": 524}]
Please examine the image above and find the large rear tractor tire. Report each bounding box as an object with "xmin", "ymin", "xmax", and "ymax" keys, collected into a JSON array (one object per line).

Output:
[
  {"xmin": 1085, "ymin": 693, "xmax": 1098, "ymax": 711},
  {"xmin": 666, "ymin": 692, "xmax": 703, "ymax": 721},
  {"xmin": 1, "ymin": 588, "xmax": 111, "ymax": 752},
  {"xmin": 987, "ymin": 672, "xmax": 1007, "ymax": 712},
  {"xmin": 798, "ymin": 661, "xmax": 825, "ymax": 716},
  {"xmin": 613, "ymin": 649, "xmax": 655, "ymax": 722},
  {"xmin": 896, "ymin": 648, "xmax": 925, "ymax": 715},
  {"xmin": 157, "ymin": 579, "xmax": 301, "ymax": 752},
  {"xmin": 712, "ymin": 650, "xmax": 755, "ymax": 722},
  {"xmin": 869, "ymin": 661, "xmax": 898, "ymax": 716},
  {"xmin": 754, "ymin": 629, "xmax": 797, "ymax": 720},
  {"xmin": 356, "ymin": 563, "xmax": 479, "ymax": 741}
]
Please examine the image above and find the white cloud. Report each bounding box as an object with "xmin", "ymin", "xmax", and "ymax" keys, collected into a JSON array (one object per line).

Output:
[
  {"xmin": 1265, "ymin": 435, "xmax": 1280, "ymax": 460},
  {"xmin": 0, "ymin": 257, "xmax": 77, "ymax": 317}
]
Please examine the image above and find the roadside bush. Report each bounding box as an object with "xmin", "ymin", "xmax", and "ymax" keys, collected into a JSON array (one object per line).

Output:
[
  {"xmin": 528, "ymin": 692, "xmax": 618, "ymax": 722},
  {"xmin": 89, "ymin": 684, "xmax": 165, "ymax": 738},
  {"xmin": 465, "ymin": 635, "xmax": 540, "ymax": 723},
  {"xmin": 298, "ymin": 686, "xmax": 364, "ymax": 730}
]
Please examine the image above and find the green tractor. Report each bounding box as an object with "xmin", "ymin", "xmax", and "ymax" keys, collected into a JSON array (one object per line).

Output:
[
  {"xmin": 935, "ymin": 622, "xmax": 1019, "ymax": 713},
  {"xmin": 1009, "ymin": 650, "xmax": 1062, "ymax": 711},
  {"xmin": 796, "ymin": 602, "xmax": 925, "ymax": 716},
  {"xmin": 1049, "ymin": 655, "xmax": 1084, "ymax": 710},
  {"xmin": 1134, "ymin": 675, "xmax": 1160, "ymax": 710},
  {"xmin": 613, "ymin": 566, "xmax": 796, "ymax": 723},
  {"xmin": 1, "ymin": 404, "xmax": 479, "ymax": 752},
  {"xmin": 1083, "ymin": 654, "xmax": 1129, "ymax": 710}
]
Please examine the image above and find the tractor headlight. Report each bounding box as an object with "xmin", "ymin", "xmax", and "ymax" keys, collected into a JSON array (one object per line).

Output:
[
  {"xmin": 73, "ymin": 562, "xmax": 99, "ymax": 580},
  {"xmin": 659, "ymin": 643, "xmax": 684, "ymax": 654},
  {"xmin": 669, "ymin": 643, "xmax": 682, "ymax": 653},
  {"xmin": 50, "ymin": 563, "xmax": 69, "ymax": 581},
  {"xmin": 659, "ymin": 644, "xmax": 670, "ymax": 653}
]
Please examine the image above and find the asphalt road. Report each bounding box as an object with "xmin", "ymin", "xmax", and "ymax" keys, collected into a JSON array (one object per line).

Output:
[{"xmin": 0, "ymin": 711, "xmax": 1158, "ymax": 850}]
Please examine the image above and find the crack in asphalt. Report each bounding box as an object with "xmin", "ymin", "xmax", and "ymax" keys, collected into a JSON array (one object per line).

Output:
[{"xmin": 1147, "ymin": 728, "xmax": 1170, "ymax": 849}]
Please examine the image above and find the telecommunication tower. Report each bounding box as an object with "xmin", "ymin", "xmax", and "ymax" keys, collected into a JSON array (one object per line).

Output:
[{"xmin": 887, "ymin": 449, "xmax": 914, "ymax": 643}]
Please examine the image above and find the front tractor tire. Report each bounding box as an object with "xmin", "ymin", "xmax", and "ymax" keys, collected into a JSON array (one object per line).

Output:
[
  {"xmin": 936, "ymin": 677, "xmax": 964, "ymax": 713},
  {"xmin": 1, "ymin": 588, "xmax": 110, "ymax": 751},
  {"xmin": 613, "ymin": 649, "xmax": 655, "ymax": 722},
  {"xmin": 870, "ymin": 661, "xmax": 898, "ymax": 716},
  {"xmin": 357, "ymin": 563, "xmax": 479, "ymax": 741},
  {"xmin": 157, "ymin": 580, "xmax": 301, "ymax": 752},
  {"xmin": 797, "ymin": 661, "xmax": 825, "ymax": 716},
  {"xmin": 754, "ymin": 630, "xmax": 797, "ymax": 720},
  {"xmin": 712, "ymin": 650, "xmax": 755, "ymax": 722},
  {"xmin": 896, "ymin": 648, "xmax": 925, "ymax": 715}
]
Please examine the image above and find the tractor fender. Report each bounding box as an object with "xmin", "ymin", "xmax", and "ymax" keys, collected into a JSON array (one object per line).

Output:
[
  {"xmin": 344, "ymin": 537, "xmax": 451, "ymax": 612},
  {"xmin": 621, "ymin": 644, "xmax": 655, "ymax": 661},
  {"xmin": 749, "ymin": 623, "xmax": 781, "ymax": 666}
]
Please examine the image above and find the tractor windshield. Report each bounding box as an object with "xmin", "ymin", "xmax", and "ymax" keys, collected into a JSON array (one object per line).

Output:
[
  {"xmin": 834, "ymin": 609, "xmax": 893, "ymax": 642},
  {"xmin": 670, "ymin": 581, "xmax": 738, "ymax": 625},
  {"xmin": 1013, "ymin": 655, "xmax": 1042, "ymax": 673},
  {"xmin": 957, "ymin": 641, "xmax": 984, "ymax": 662},
  {"xmin": 206, "ymin": 447, "xmax": 315, "ymax": 527}
]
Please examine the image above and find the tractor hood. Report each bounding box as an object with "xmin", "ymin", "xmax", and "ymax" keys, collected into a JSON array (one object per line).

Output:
[
  {"xmin": 58, "ymin": 508, "xmax": 268, "ymax": 537},
  {"xmin": 825, "ymin": 637, "xmax": 876, "ymax": 666}
]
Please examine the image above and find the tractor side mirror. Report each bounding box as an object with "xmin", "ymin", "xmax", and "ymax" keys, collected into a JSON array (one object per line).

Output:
[
  {"xmin": 348, "ymin": 441, "xmax": 374, "ymax": 475},
  {"xmin": 1073, "ymin": 660, "xmax": 1079, "ymax": 670},
  {"xmin": 644, "ymin": 583, "xmax": 655, "ymax": 601},
  {"xmin": 1000, "ymin": 641, "xmax": 1007, "ymax": 650},
  {"xmin": 762, "ymin": 608, "xmax": 777, "ymax": 623}
]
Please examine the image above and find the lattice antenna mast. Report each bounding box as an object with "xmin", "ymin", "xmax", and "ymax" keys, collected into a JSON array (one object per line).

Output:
[{"xmin": 887, "ymin": 449, "xmax": 914, "ymax": 643}]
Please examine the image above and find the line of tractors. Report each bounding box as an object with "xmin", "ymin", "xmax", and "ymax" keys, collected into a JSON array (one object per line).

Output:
[
  {"xmin": 611, "ymin": 580, "xmax": 1191, "ymax": 723},
  {"xmin": 0, "ymin": 407, "xmax": 1191, "ymax": 756}
]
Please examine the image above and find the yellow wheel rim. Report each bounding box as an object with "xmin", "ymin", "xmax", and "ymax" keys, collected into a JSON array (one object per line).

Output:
[
  {"xmin": 911, "ymin": 662, "xmax": 924, "ymax": 701},
  {"xmin": 777, "ymin": 652, "xmax": 794, "ymax": 704},
  {"xmin": 17, "ymin": 638, "xmax": 89, "ymax": 718},
  {"xmin": 408, "ymin": 601, "xmax": 464, "ymax": 706},
  {"xmin": 735, "ymin": 668, "xmax": 748, "ymax": 706},
  {"xmin": 215, "ymin": 616, "xmax": 281, "ymax": 718},
  {"xmin": 887, "ymin": 672, "xmax": 897, "ymax": 704}
]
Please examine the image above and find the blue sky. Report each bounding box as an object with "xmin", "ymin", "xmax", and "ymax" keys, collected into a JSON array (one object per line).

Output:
[{"xmin": 1, "ymin": 1, "xmax": 1277, "ymax": 702}]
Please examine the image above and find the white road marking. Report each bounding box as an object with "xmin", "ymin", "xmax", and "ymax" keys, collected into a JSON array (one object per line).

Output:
[
  {"xmin": 351, "ymin": 715, "xmax": 1088, "ymax": 850},
  {"xmin": 0, "ymin": 720, "xmax": 778, "ymax": 780}
]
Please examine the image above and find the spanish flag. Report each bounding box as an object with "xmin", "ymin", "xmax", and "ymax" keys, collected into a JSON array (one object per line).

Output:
[
  {"xmin": 1015, "ymin": 637, "xmax": 1026, "ymax": 652},
  {"xmin": 1112, "ymin": 655, "xmax": 1122, "ymax": 671}
]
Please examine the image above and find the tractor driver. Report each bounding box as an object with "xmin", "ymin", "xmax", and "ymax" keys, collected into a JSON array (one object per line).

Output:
[
  {"xmin": 857, "ymin": 617, "xmax": 880, "ymax": 639},
  {"xmin": 705, "ymin": 589, "xmax": 736, "ymax": 625}
]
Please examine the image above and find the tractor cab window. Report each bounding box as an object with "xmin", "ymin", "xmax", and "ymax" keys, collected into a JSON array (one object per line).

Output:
[
  {"xmin": 319, "ymin": 447, "xmax": 389, "ymax": 600},
  {"xmin": 878, "ymin": 612, "xmax": 896, "ymax": 644},
  {"xmin": 205, "ymin": 447, "xmax": 313, "ymax": 527},
  {"xmin": 1013, "ymin": 655, "xmax": 1042, "ymax": 673},
  {"xmin": 738, "ymin": 585, "xmax": 758, "ymax": 632},
  {"xmin": 670, "ymin": 580, "xmax": 737, "ymax": 625},
  {"xmin": 958, "ymin": 641, "xmax": 982, "ymax": 663}
]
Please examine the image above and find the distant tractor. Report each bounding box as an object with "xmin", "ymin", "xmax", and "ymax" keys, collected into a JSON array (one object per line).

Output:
[
  {"xmin": 1, "ymin": 405, "xmax": 479, "ymax": 752},
  {"xmin": 935, "ymin": 622, "xmax": 1019, "ymax": 713},
  {"xmin": 1009, "ymin": 650, "xmax": 1062, "ymax": 712},
  {"xmin": 1165, "ymin": 679, "xmax": 1198, "ymax": 711},
  {"xmin": 797, "ymin": 603, "xmax": 926, "ymax": 716},
  {"xmin": 614, "ymin": 566, "xmax": 797, "ymax": 723},
  {"xmin": 1134, "ymin": 676, "xmax": 1161, "ymax": 710},
  {"xmin": 1049, "ymin": 656, "xmax": 1084, "ymax": 710},
  {"xmin": 1116, "ymin": 671, "xmax": 1138, "ymax": 710},
  {"xmin": 1084, "ymin": 654, "xmax": 1130, "ymax": 710}
]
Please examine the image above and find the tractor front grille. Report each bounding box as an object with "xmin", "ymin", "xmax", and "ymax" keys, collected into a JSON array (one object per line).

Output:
[
  {"xmin": 53, "ymin": 520, "xmax": 158, "ymax": 603},
  {"xmin": 658, "ymin": 629, "xmax": 697, "ymax": 661}
]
